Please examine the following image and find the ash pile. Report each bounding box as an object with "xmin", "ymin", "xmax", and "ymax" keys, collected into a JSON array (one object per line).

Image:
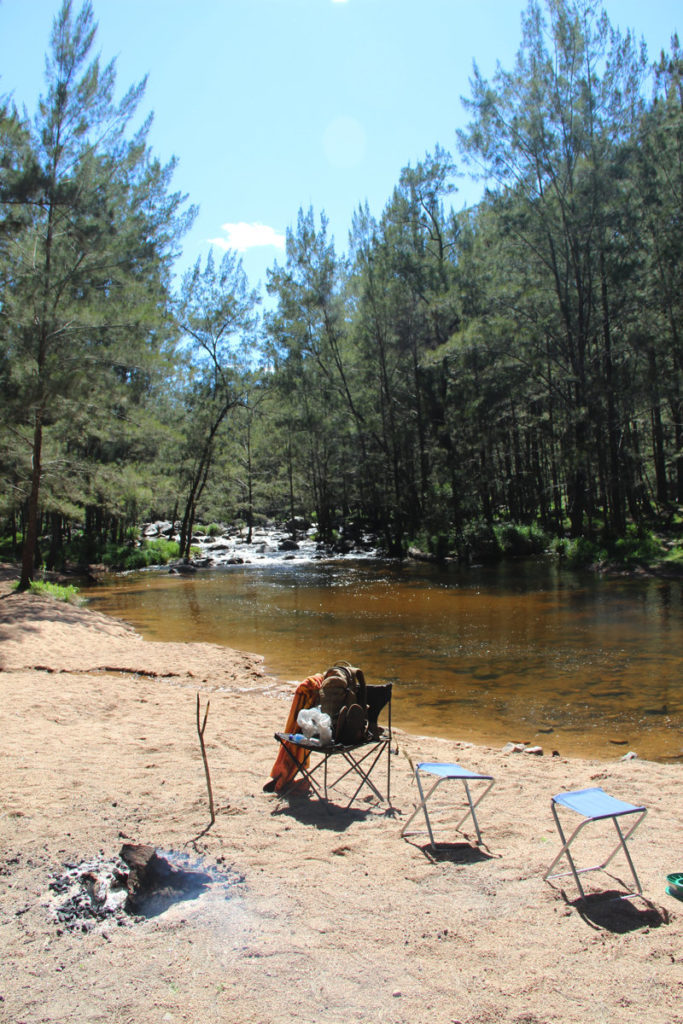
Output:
[{"xmin": 47, "ymin": 843, "xmax": 241, "ymax": 932}]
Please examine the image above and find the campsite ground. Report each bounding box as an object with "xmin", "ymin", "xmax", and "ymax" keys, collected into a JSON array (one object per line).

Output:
[{"xmin": 0, "ymin": 566, "xmax": 681, "ymax": 1024}]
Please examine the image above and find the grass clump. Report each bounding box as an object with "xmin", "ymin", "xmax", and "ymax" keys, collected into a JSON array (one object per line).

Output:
[
  {"xmin": 15, "ymin": 579, "xmax": 83, "ymax": 604},
  {"xmin": 204, "ymin": 523, "xmax": 225, "ymax": 537}
]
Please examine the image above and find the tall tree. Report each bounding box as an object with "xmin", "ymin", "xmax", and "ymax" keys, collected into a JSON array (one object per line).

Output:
[
  {"xmin": 348, "ymin": 149, "xmax": 461, "ymax": 553},
  {"xmin": 266, "ymin": 208, "xmax": 358, "ymax": 542},
  {"xmin": 175, "ymin": 248, "xmax": 259, "ymax": 560},
  {"xmin": 458, "ymin": 0, "xmax": 647, "ymax": 537},
  {"xmin": 0, "ymin": 0, "xmax": 192, "ymax": 587},
  {"xmin": 632, "ymin": 37, "xmax": 683, "ymax": 504}
]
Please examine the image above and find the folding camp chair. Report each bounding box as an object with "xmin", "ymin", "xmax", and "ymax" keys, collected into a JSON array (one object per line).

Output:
[
  {"xmin": 273, "ymin": 683, "xmax": 392, "ymax": 809},
  {"xmin": 544, "ymin": 787, "xmax": 647, "ymax": 899},
  {"xmin": 401, "ymin": 761, "xmax": 495, "ymax": 847}
]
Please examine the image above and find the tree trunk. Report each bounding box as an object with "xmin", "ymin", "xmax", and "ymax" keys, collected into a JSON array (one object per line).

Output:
[
  {"xmin": 648, "ymin": 349, "xmax": 668, "ymax": 503},
  {"xmin": 600, "ymin": 249, "xmax": 624, "ymax": 536},
  {"xmin": 18, "ymin": 413, "xmax": 44, "ymax": 590}
]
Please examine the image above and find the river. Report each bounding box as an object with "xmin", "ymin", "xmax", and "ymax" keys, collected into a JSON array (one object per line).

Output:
[{"xmin": 84, "ymin": 556, "xmax": 683, "ymax": 763}]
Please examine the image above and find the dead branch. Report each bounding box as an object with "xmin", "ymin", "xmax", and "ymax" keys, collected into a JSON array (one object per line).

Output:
[{"xmin": 196, "ymin": 692, "xmax": 215, "ymax": 825}]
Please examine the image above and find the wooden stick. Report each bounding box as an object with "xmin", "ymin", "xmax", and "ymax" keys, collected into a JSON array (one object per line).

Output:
[{"xmin": 196, "ymin": 693, "xmax": 215, "ymax": 825}]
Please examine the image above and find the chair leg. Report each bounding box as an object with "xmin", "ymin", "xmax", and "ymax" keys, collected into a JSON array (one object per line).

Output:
[{"xmin": 339, "ymin": 745, "xmax": 387, "ymax": 807}]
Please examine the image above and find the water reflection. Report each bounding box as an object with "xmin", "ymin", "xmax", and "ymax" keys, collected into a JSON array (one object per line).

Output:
[{"xmin": 84, "ymin": 559, "xmax": 683, "ymax": 763}]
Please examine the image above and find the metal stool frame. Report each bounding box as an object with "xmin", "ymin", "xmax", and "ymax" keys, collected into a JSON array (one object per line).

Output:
[
  {"xmin": 544, "ymin": 787, "xmax": 647, "ymax": 899},
  {"xmin": 401, "ymin": 761, "xmax": 495, "ymax": 847}
]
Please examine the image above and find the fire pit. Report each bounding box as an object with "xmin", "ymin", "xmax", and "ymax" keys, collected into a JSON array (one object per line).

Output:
[{"xmin": 46, "ymin": 844, "xmax": 243, "ymax": 932}]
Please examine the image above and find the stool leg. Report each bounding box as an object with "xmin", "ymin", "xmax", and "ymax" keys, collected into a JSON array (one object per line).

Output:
[
  {"xmin": 463, "ymin": 781, "xmax": 481, "ymax": 844},
  {"xmin": 609, "ymin": 817, "xmax": 643, "ymax": 893},
  {"xmin": 544, "ymin": 802, "xmax": 587, "ymax": 898},
  {"xmin": 453, "ymin": 778, "xmax": 494, "ymax": 844},
  {"xmin": 416, "ymin": 771, "xmax": 437, "ymax": 848}
]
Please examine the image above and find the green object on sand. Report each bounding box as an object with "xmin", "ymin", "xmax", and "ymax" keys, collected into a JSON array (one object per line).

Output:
[{"xmin": 665, "ymin": 872, "xmax": 683, "ymax": 900}]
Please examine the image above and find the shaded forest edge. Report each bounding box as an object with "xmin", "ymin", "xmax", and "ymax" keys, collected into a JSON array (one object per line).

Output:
[
  {"xmin": 2, "ymin": 2, "xmax": 683, "ymax": 590},
  {"xmin": 3, "ymin": 512, "xmax": 683, "ymax": 589}
]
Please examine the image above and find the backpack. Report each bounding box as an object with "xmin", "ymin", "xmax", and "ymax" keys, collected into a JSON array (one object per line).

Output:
[{"xmin": 319, "ymin": 661, "xmax": 368, "ymax": 744}]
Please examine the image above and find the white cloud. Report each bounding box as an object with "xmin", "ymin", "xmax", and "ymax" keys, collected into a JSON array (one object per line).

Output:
[{"xmin": 209, "ymin": 222, "xmax": 286, "ymax": 253}]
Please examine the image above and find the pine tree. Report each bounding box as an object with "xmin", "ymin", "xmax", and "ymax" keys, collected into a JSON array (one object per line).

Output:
[
  {"xmin": 175, "ymin": 249, "xmax": 259, "ymax": 560},
  {"xmin": 0, "ymin": 1, "xmax": 192, "ymax": 585}
]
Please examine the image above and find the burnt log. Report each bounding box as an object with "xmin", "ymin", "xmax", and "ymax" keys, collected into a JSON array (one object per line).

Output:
[
  {"xmin": 119, "ymin": 843, "xmax": 213, "ymax": 915},
  {"xmin": 119, "ymin": 843, "xmax": 164, "ymax": 910}
]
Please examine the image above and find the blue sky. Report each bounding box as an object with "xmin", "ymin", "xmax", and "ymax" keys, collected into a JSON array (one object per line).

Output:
[{"xmin": 1, "ymin": 0, "xmax": 680, "ymax": 295}]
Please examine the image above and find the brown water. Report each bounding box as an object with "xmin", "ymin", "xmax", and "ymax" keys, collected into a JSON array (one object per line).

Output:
[{"xmin": 84, "ymin": 558, "xmax": 683, "ymax": 763}]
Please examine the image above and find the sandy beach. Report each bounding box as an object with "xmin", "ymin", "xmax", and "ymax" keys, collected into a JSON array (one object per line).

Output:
[{"xmin": 1, "ymin": 565, "xmax": 681, "ymax": 1024}]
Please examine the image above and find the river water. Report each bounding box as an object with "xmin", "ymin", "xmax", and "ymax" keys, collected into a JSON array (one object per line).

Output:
[{"xmin": 84, "ymin": 557, "xmax": 683, "ymax": 763}]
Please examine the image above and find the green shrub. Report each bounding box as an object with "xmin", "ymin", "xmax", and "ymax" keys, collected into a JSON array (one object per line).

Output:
[
  {"xmin": 612, "ymin": 530, "xmax": 664, "ymax": 566},
  {"xmin": 101, "ymin": 537, "xmax": 181, "ymax": 570},
  {"xmin": 662, "ymin": 544, "xmax": 683, "ymax": 566},
  {"xmin": 428, "ymin": 532, "xmax": 450, "ymax": 560},
  {"xmin": 554, "ymin": 537, "xmax": 607, "ymax": 568},
  {"xmin": 462, "ymin": 520, "xmax": 502, "ymax": 562},
  {"xmin": 0, "ymin": 535, "xmax": 21, "ymax": 558},
  {"xmin": 120, "ymin": 547, "xmax": 153, "ymax": 570},
  {"xmin": 15, "ymin": 579, "xmax": 83, "ymax": 604},
  {"xmin": 494, "ymin": 522, "xmax": 549, "ymax": 557},
  {"xmin": 147, "ymin": 538, "xmax": 182, "ymax": 563}
]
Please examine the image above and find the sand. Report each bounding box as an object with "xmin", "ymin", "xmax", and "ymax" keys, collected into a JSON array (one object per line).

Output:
[{"xmin": 0, "ymin": 565, "xmax": 681, "ymax": 1024}]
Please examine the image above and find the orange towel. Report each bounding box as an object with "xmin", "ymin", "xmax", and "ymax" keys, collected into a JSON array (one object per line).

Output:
[{"xmin": 268, "ymin": 674, "xmax": 324, "ymax": 792}]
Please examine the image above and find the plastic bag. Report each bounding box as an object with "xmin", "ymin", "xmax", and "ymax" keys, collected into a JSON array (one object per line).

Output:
[{"xmin": 297, "ymin": 706, "xmax": 333, "ymax": 745}]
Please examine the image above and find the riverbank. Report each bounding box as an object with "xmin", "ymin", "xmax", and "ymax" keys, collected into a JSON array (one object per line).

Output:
[{"xmin": 1, "ymin": 567, "xmax": 682, "ymax": 1024}]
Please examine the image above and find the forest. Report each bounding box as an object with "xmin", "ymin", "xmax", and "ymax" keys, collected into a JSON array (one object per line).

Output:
[{"xmin": 1, "ymin": 0, "xmax": 682, "ymax": 588}]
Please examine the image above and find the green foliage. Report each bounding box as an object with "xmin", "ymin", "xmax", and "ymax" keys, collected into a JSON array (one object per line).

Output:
[
  {"xmin": 101, "ymin": 537, "xmax": 181, "ymax": 570},
  {"xmin": 407, "ymin": 530, "xmax": 453, "ymax": 561},
  {"xmin": 2, "ymin": 1, "xmax": 682, "ymax": 573},
  {"xmin": 662, "ymin": 544, "xmax": 683, "ymax": 566},
  {"xmin": 14, "ymin": 579, "xmax": 83, "ymax": 604},
  {"xmin": 204, "ymin": 523, "xmax": 224, "ymax": 537},
  {"xmin": 0, "ymin": 535, "xmax": 20, "ymax": 559},
  {"xmin": 1, "ymin": 0, "xmax": 193, "ymax": 588},
  {"xmin": 173, "ymin": 249, "xmax": 260, "ymax": 559},
  {"xmin": 494, "ymin": 522, "xmax": 549, "ymax": 557},
  {"xmin": 611, "ymin": 531, "xmax": 664, "ymax": 566},
  {"xmin": 552, "ymin": 537, "xmax": 608, "ymax": 569},
  {"xmin": 550, "ymin": 530, "xmax": 663, "ymax": 569},
  {"xmin": 461, "ymin": 521, "xmax": 502, "ymax": 563}
]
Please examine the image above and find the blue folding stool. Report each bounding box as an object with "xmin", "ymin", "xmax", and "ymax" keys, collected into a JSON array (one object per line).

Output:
[
  {"xmin": 544, "ymin": 787, "xmax": 647, "ymax": 899},
  {"xmin": 401, "ymin": 761, "xmax": 495, "ymax": 847}
]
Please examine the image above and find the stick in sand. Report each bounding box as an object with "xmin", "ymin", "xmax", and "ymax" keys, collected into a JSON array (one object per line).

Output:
[{"xmin": 196, "ymin": 693, "xmax": 215, "ymax": 825}]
